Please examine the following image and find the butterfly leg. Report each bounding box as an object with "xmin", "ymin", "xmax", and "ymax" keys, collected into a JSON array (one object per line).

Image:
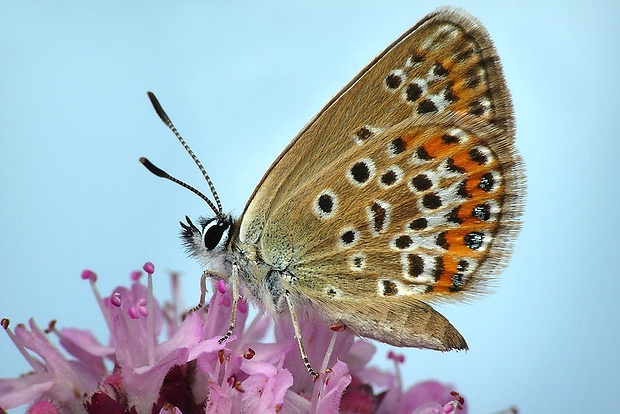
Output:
[
  {"xmin": 188, "ymin": 269, "xmax": 227, "ymax": 313},
  {"xmin": 285, "ymin": 292, "xmax": 319, "ymax": 379},
  {"xmin": 218, "ymin": 263, "xmax": 240, "ymax": 345}
]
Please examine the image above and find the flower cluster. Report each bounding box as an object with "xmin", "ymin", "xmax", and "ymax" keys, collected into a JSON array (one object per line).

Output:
[{"xmin": 1, "ymin": 263, "xmax": 468, "ymax": 414}]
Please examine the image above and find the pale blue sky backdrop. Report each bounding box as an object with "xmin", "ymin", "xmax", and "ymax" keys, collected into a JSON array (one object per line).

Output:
[{"xmin": 1, "ymin": 2, "xmax": 619, "ymax": 412}]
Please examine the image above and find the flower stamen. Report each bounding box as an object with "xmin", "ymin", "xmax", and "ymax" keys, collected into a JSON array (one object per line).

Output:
[
  {"xmin": 1, "ymin": 318, "xmax": 45, "ymax": 372},
  {"xmin": 143, "ymin": 262, "xmax": 156, "ymax": 366}
]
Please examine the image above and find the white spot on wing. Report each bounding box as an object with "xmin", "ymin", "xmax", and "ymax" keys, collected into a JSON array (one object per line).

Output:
[
  {"xmin": 366, "ymin": 199, "xmax": 392, "ymax": 236},
  {"xmin": 323, "ymin": 284, "xmax": 343, "ymax": 298},
  {"xmin": 421, "ymin": 24, "xmax": 459, "ymax": 51},
  {"xmin": 377, "ymin": 279, "xmax": 402, "ymax": 296},
  {"xmin": 378, "ymin": 165, "xmax": 404, "ymax": 189},
  {"xmin": 400, "ymin": 252, "xmax": 440, "ymax": 283},
  {"xmin": 337, "ymin": 227, "xmax": 360, "ymax": 249},
  {"xmin": 401, "ymin": 78, "xmax": 428, "ymax": 104},
  {"xmin": 352, "ymin": 125, "xmax": 384, "ymax": 145},
  {"xmin": 348, "ymin": 253, "xmax": 366, "ymax": 271},
  {"xmin": 346, "ymin": 158, "xmax": 376, "ymax": 187},
  {"xmin": 423, "ymin": 89, "xmax": 452, "ymax": 112},
  {"xmin": 390, "ymin": 233, "xmax": 443, "ymax": 252},
  {"xmin": 470, "ymin": 145, "xmax": 493, "ymax": 165},
  {"xmin": 445, "ymin": 128, "xmax": 469, "ymax": 144},
  {"xmin": 384, "ymin": 69, "xmax": 406, "ymax": 91},
  {"xmin": 313, "ymin": 189, "xmax": 338, "ymax": 220}
]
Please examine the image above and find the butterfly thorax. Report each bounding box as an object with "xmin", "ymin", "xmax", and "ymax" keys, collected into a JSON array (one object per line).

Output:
[
  {"xmin": 231, "ymin": 218, "xmax": 300, "ymax": 316},
  {"xmin": 180, "ymin": 213, "xmax": 293, "ymax": 316}
]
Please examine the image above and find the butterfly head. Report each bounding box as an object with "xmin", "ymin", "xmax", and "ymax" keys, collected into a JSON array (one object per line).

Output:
[{"xmin": 180, "ymin": 214, "xmax": 234, "ymax": 264}]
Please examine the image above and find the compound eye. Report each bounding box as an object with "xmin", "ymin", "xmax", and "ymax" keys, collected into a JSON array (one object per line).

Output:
[{"xmin": 203, "ymin": 219, "xmax": 230, "ymax": 250}]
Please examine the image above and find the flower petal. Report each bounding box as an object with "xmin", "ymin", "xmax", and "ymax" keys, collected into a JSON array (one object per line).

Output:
[{"xmin": 313, "ymin": 360, "xmax": 352, "ymax": 413}]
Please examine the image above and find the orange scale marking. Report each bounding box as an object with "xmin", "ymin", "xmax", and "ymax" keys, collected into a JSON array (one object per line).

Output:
[
  {"xmin": 465, "ymin": 171, "xmax": 502, "ymax": 197},
  {"xmin": 422, "ymin": 133, "xmax": 460, "ymax": 159},
  {"xmin": 460, "ymin": 198, "xmax": 499, "ymax": 223},
  {"xmin": 452, "ymin": 101, "xmax": 476, "ymax": 116},
  {"xmin": 441, "ymin": 229, "xmax": 488, "ymax": 257},
  {"xmin": 447, "ymin": 203, "xmax": 496, "ymax": 231},
  {"xmin": 433, "ymin": 255, "xmax": 459, "ymax": 290},
  {"xmin": 447, "ymin": 78, "xmax": 481, "ymax": 110},
  {"xmin": 451, "ymin": 149, "xmax": 484, "ymax": 174},
  {"xmin": 460, "ymin": 82, "xmax": 486, "ymax": 100},
  {"xmin": 450, "ymin": 78, "xmax": 469, "ymax": 97},
  {"xmin": 399, "ymin": 131, "xmax": 420, "ymax": 151},
  {"xmin": 457, "ymin": 215, "xmax": 497, "ymax": 233}
]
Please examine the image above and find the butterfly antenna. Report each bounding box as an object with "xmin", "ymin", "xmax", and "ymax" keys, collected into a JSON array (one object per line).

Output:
[
  {"xmin": 140, "ymin": 157, "xmax": 221, "ymax": 217},
  {"xmin": 146, "ymin": 91, "xmax": 224, "ymax": 215}
]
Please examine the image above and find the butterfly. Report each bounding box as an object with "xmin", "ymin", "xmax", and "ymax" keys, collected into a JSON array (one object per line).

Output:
[{"xmin": 141, "ymin": 7, "xmax": 524, "ymax": 377}]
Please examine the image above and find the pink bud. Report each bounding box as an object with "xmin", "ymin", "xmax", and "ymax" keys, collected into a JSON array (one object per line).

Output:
[
  {"xmin": 237, "ymin": 298, "xmax": 248, "ymax": 313},
  {"xmin": 111, "ymin": 292, "xmax": 122, "ymax": 307},
  {"xmin": 81, "ymin": 269, "xmax": 97, "ymax": 282},
  {"xmin": 142, "ymin": 262, "xmax": 155, "ymax": 274},
  {"xmin": 216, "ymin": 280, "xmax": 227, "ymax": 294},
  {"xmin": 388, "ymin": 350, "xmax": 405, "ymax": 363},
  {"xmin": 128, "ymin": 307, "xmax": 140, "ymax": 319}
]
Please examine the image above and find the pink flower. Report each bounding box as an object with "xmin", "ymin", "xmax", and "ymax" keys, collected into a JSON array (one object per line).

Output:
[{"xmin": 1, "ymin": 263, "xmax": 470, "ymax": 413}]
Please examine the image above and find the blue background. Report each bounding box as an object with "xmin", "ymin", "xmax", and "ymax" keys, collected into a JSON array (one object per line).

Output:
[{"xmin": 2, "ymin": 2, "xmax": 619, "ymax": 413}]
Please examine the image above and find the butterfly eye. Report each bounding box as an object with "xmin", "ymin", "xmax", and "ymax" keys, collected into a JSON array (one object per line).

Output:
[{"xmin": 203, "ymin": 219, "xmax": 231, "ymax": 250}]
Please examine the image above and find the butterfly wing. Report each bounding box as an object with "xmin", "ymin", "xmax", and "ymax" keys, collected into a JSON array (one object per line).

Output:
[{"xmin": 237, "ymin": 8, "xmax": 523, "ymax": 349}]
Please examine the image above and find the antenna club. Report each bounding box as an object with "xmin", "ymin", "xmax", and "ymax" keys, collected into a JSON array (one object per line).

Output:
[
  {"xmin": 147, "ymin": 92, "xmax": 171, "ymax": 125},
  {"xmin": 145, "ymin": 92, "xmax": 223, "ymax": 215},
  {"xmin": 140, "ymin": 157, "xmax": 168, "ymax": 178}
]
